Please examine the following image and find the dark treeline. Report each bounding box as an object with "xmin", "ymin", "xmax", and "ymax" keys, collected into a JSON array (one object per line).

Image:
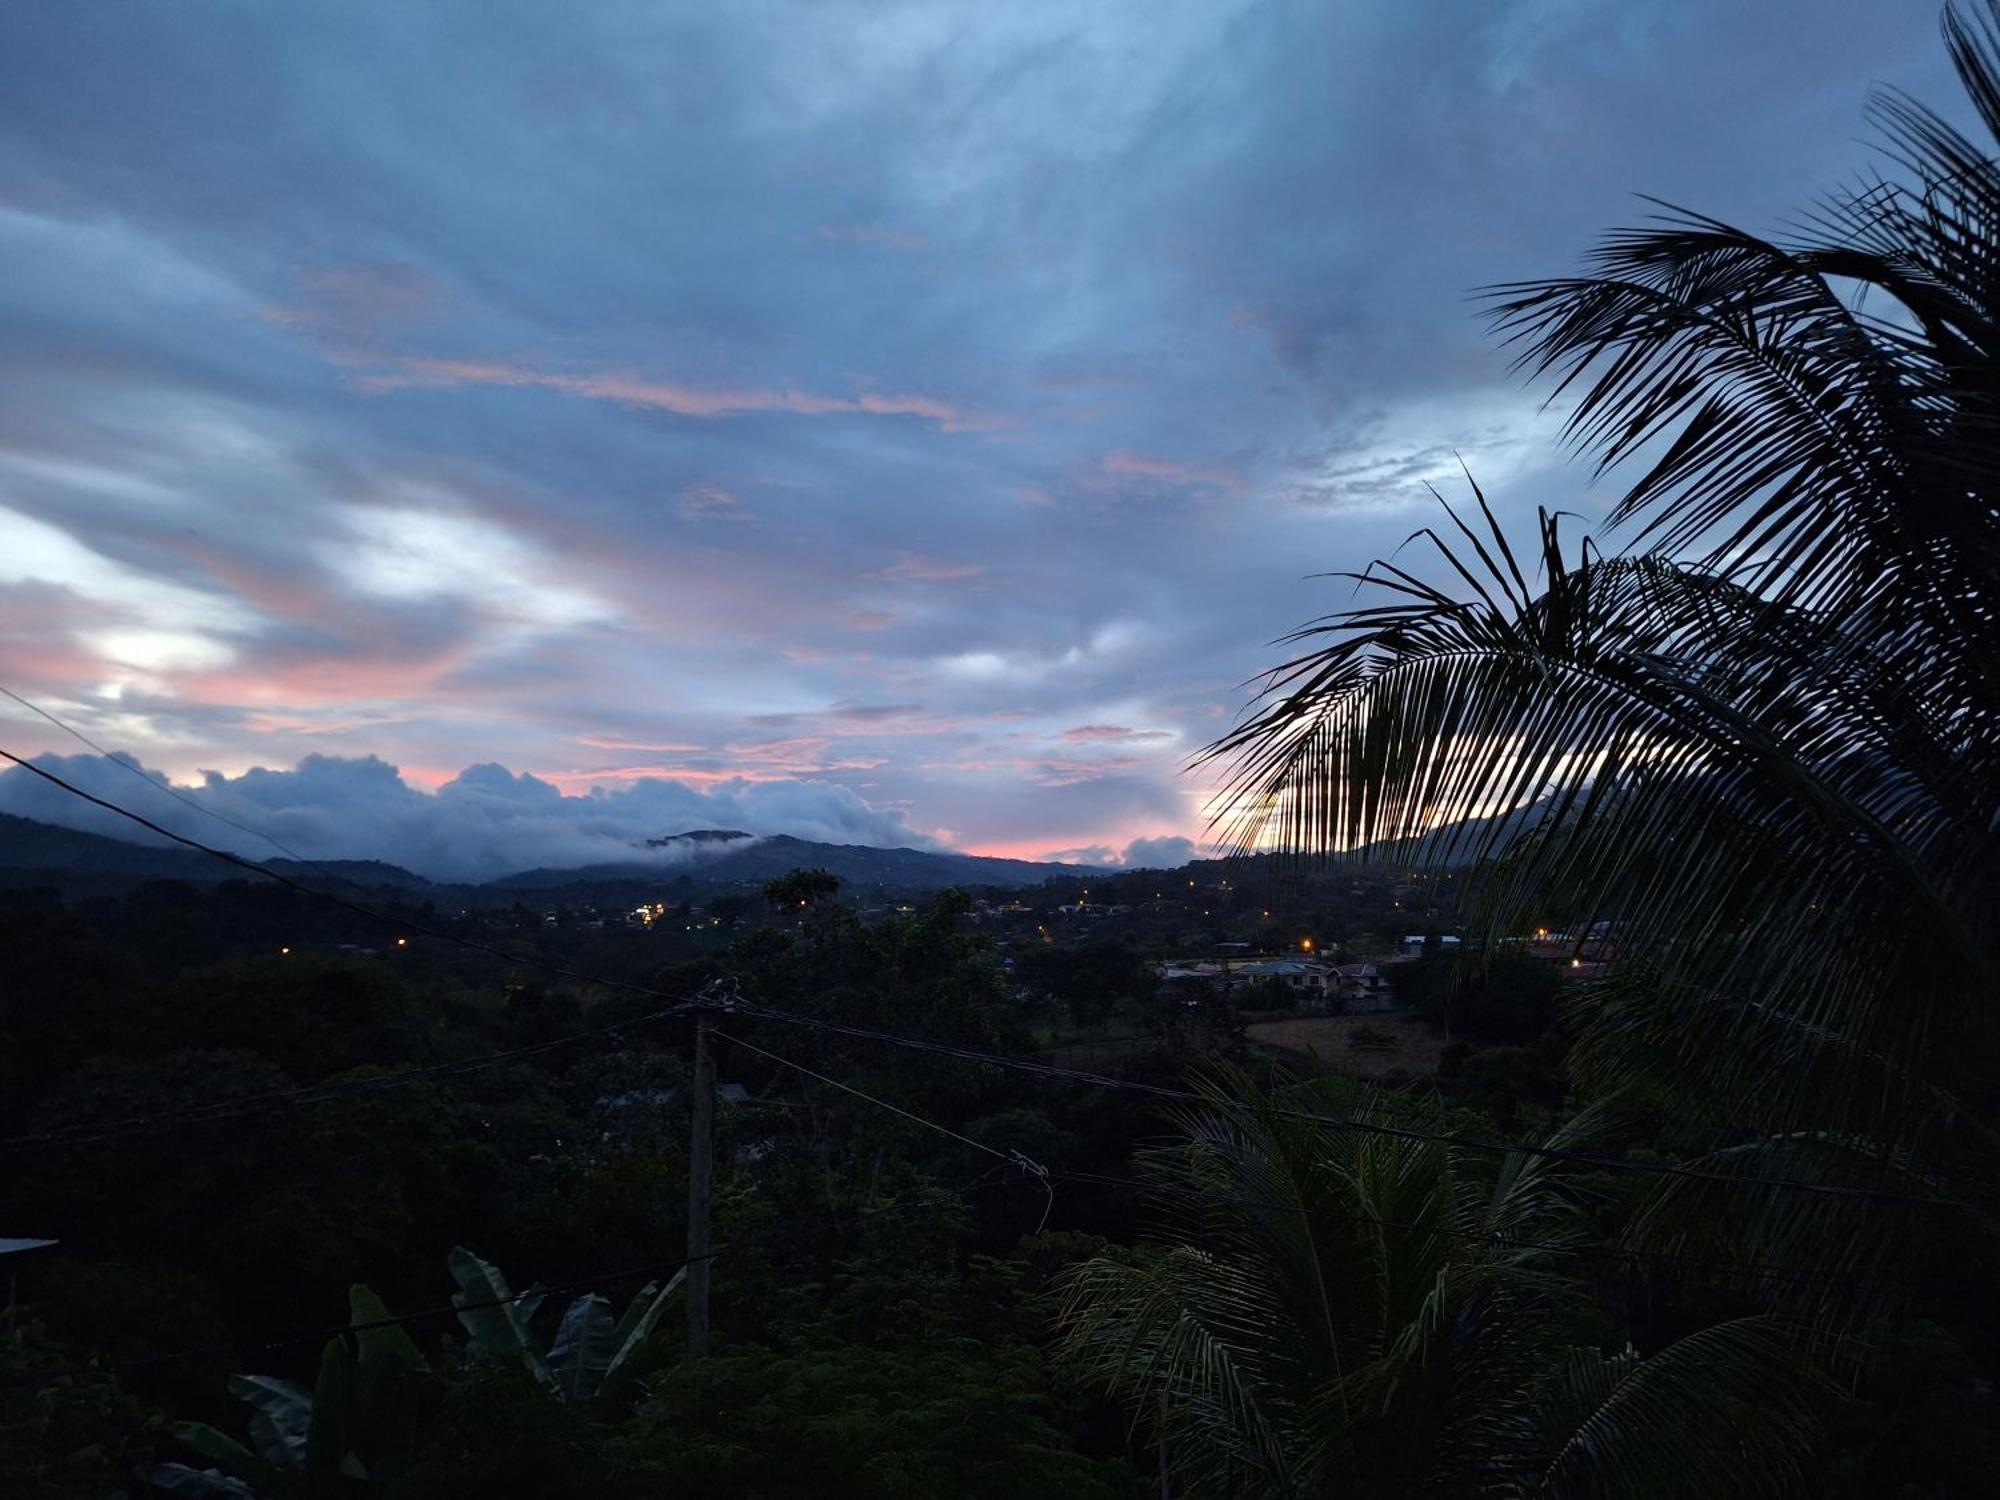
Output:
[
  {"xmin": 10, "ymin": 1, "xmax": 2000, "ymax": 1494},
  {"xmin": 2, "ymin": 862, "xmax": 1991, "ymax": 1495}
]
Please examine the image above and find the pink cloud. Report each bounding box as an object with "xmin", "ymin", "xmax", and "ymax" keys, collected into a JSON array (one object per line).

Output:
[
  {"xmin": 1060, "ymin": 723, "xmax": 1173, "ymax": 744},
  {"xmin": 238, "ymin": 709, "xmax": 412, "ymax": 737},
  {"xmin": 927, "ymin": 752, "xmax": 1149, "ymax": 787},
  {"xmin": 845, "ymin": 609, "xmax": 897, "ymax": 631},
  {"xmin": 179, "ymin": 648, "xmax": 476, "ymax": 711},
  {"xmin": 261, "ymin": 262, "xmax": 444, "ymax": 347},
  {"xmin": 679, "ymin": 483, "xmax": 744, "ymax": 520},
  {"xmin": 745, "ymin": 703, "xmax": 1018, "ymax": 741},
  {"xmin": 1101, "ymin": 450, "xmax": 1243, "ymax": 495},
  {"xmin": 348, "ymin": 355, "xmax": 999, "ymax": 432},
  {"xmin": 869, "ymin": 551, "xmax": 984, "ymax": 583},
  {"xmin": 721, "ymin": 734, "xmax": 890, "ymax": 774},
  {"xmin": 573, "ymin": 734, "xmax": 707, "ymax": 753},
  {"xmin": 539, "ymin": 763, "xmax": 802, "ymax": 792}
]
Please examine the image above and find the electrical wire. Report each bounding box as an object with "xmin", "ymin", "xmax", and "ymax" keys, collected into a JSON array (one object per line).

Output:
[
  {"xmin": 0, "ymin": 726, "xmax": 1944, "ymax": 1426},
  {"xmin": 717, "ymin": 1028, "xmax": 1054, "ymax": 1232},
  {"xmin": 12, "ymin": 738, "xmax": 1879, "ymax": 1204},
  {"xmin": 713, "ymin": 1019, "xmax": 1904, "ymax": 1294},
  {"xmin": 2, "ymin": 685, "xmax": 335, "ymax": 874},
  {"xmin": 708, "ymin": 997, "xmax": 1965, "ymax": 1209},
  {"xmin": 0, "ymin": 995, "xmax": 709, "ymax": 1154},
  {"xmin": 0, "ymin": 744, "xmax": 704, "ymax": 1002}
]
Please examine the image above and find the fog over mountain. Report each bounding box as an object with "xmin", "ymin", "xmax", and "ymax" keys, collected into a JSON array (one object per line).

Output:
[
  {"xmin": 0, "ymin": 752, "xmax": 932, "ymax": 882},
  {"xmin": 0, "ymin": 752, "xmax": 1196, "ymax": 882}
]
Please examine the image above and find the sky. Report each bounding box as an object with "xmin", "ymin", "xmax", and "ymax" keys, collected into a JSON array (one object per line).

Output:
[{"xmin": 0, "ymin": 0, "xmax": 1967, "ymax": 878}]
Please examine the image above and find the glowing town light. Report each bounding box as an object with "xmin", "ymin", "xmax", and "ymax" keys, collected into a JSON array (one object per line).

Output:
[
  {"xmin": 280, "ymin": 946, "xmax": 290, "ymax": 955},
  {"xmin": 396, "ymin": 938, "xmax": 408, "ymax": 947},
  {"xmin": 1301, "ymin": 938, "xmax": 1313, "ymax": 952}
]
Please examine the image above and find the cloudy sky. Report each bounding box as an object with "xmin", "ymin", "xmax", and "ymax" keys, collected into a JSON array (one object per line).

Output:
[{"xmin": 0, "ymin": 0, "xmax": 1965, "ymax": 876}]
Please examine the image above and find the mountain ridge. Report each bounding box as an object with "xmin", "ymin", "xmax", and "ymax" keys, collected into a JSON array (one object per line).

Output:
[{"xmin": 0, "ymin": 813, "xmax": 1109, "ymax": 897}]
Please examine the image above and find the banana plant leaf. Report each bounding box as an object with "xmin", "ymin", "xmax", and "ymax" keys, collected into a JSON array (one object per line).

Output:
[
  {"xmin": 599, "ymin": 1267, "xmax": 687, "ymax": 1404},
  {"xmin": 170, "ymin": 1420, "xmax": 263, "ymax": 1479},
  {"xmin": 345, "ymin": 1282, "xmax": 425, "ymax": 1474},
  {"xmin": 447, "ymin": 1245, "xmax": 554, "ymax": 1391},
  {"xmin": 140, "ymin": 1463, "xmax": 261, "ymax": 1497},
  {"xmin": 306, "ymin": 1333, "xmax": 356, "ymax": 1478},
  {"xmin": 548, "ymin": 1294, "xmax": 618, "ymax": 1405},
  {"xmin": 225, "ymin": 1376, "xmax": 311, "ymax": 1472},
  {"xmin": 348, "ymin": 1283, "xmax": 426, "ymax": 1376}
]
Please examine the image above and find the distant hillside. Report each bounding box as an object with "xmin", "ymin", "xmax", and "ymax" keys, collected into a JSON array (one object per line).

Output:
[
  {"xmin": 0, "ymin": 814, "xmax": 1105, "ymax": 899},
  {"xmin": 262, "ymin": 857, "xmax": 439, "ymax": 892},
  {"xmin": 0, "ymin": 814, "xmax": 441, "ymax": 896},
  {"xmin": 0, "ymin": 812, "xmax": 232, "ymax": 886},
  {"xmin": 487, "ymin": 832, "xmax": 1101, "ymax": 892}
]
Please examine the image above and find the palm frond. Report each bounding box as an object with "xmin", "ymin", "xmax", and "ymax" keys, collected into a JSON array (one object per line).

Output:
[{"xmin": 1533, "ymin": 1318, "xmax": 1828, "ymax": 1500}]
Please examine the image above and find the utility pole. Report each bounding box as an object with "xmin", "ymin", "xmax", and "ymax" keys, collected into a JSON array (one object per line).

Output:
[{"xmin": 686, "ymin": 1013, "xmax": 714, "ymax": 1358}]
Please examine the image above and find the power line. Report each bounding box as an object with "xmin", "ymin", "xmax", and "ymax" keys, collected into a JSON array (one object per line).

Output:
[
  {"xmin": 0, "ymin": 745, "xmax": 698, "ymax": 1002},
  {"xmin": 706, "ymin": 997, "xmax": 1964, "ymax": 1210},
  {"xmin": 0, "ymin": 730, "xmax": 1956, "ymax": 1234},
  {"xmin": 718, "ymin": 1028, "xmax": 1054, "ymax": 1232},
  {"xmin": 720, "ymin": 1030, "xmax": 1037, "ymax": 1174},
  {"xmin": 0, "ymin": 994, "xmax": 710, "ymax": 1154},
  {"xmin": 720, "ymin": 1014, "xmax": 1914, "ymax": 1293},
  {"xmin": 2, "ymin": 730, "xmax": 1778, "ymax": 1199},
  {"xmin": 2, "ymin": 685, "xmax": 333, "ymax": 874}
]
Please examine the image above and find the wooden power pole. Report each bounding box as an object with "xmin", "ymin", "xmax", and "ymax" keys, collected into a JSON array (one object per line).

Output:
[{"xmin": 686, "ymin": 1014, "xmax": 714, "ymax": 1357}]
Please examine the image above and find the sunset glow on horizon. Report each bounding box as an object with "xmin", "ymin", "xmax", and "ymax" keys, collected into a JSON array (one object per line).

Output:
[{"xmin": 0, "ymin": 1, "xmax": 1961, "ymax": 875}]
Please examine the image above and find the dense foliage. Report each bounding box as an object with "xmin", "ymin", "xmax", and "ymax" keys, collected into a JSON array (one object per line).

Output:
[{"xmin": 7, "ymin": 4, "xmax": 2000, "ymax": 1495}]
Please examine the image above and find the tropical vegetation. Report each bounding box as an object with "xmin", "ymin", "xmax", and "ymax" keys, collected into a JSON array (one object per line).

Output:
[
  {"xmin": 1056, "ymin": 0, "xmax": 2000, "ymax": 1491},
  {"xmin": 5, "ymin": 3, "xmax": 1999, "ymax": 1496}
]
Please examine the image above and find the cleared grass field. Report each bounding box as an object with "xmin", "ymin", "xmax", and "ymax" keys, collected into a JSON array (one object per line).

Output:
[{"xmin": 1244, "ymin": 1012, "xmax": 1443, "ymax": 1081}]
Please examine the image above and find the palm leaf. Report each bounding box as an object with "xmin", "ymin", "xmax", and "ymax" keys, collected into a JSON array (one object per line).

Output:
[{"xmin": 1534, "ymin": 1319, "xmax": 1827, "ymax": 1499}]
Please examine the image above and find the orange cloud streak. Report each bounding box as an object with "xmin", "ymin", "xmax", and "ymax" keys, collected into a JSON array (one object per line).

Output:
[{"xmin": 351, "ymin": 356, "xmax": 1000, "ymax": 432}]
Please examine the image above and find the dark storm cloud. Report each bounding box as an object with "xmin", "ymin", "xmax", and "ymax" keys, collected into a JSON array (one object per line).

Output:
[{"xmin": 0, "ymin": 0, "xmax": 1965, "ymax": 860}]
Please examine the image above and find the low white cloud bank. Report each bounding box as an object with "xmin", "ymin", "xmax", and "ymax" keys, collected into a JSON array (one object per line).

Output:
[
  {"xmin": 1039, "ymin": 834, "xmax": 1204, "ymax": 869},
  {"xmin": 1121, "ymin": 835, "xmax": 1201, "ymax": 869},
  {"xmin": 0, "ymin": 752, "xmax": 935, "ymax": 881}
]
